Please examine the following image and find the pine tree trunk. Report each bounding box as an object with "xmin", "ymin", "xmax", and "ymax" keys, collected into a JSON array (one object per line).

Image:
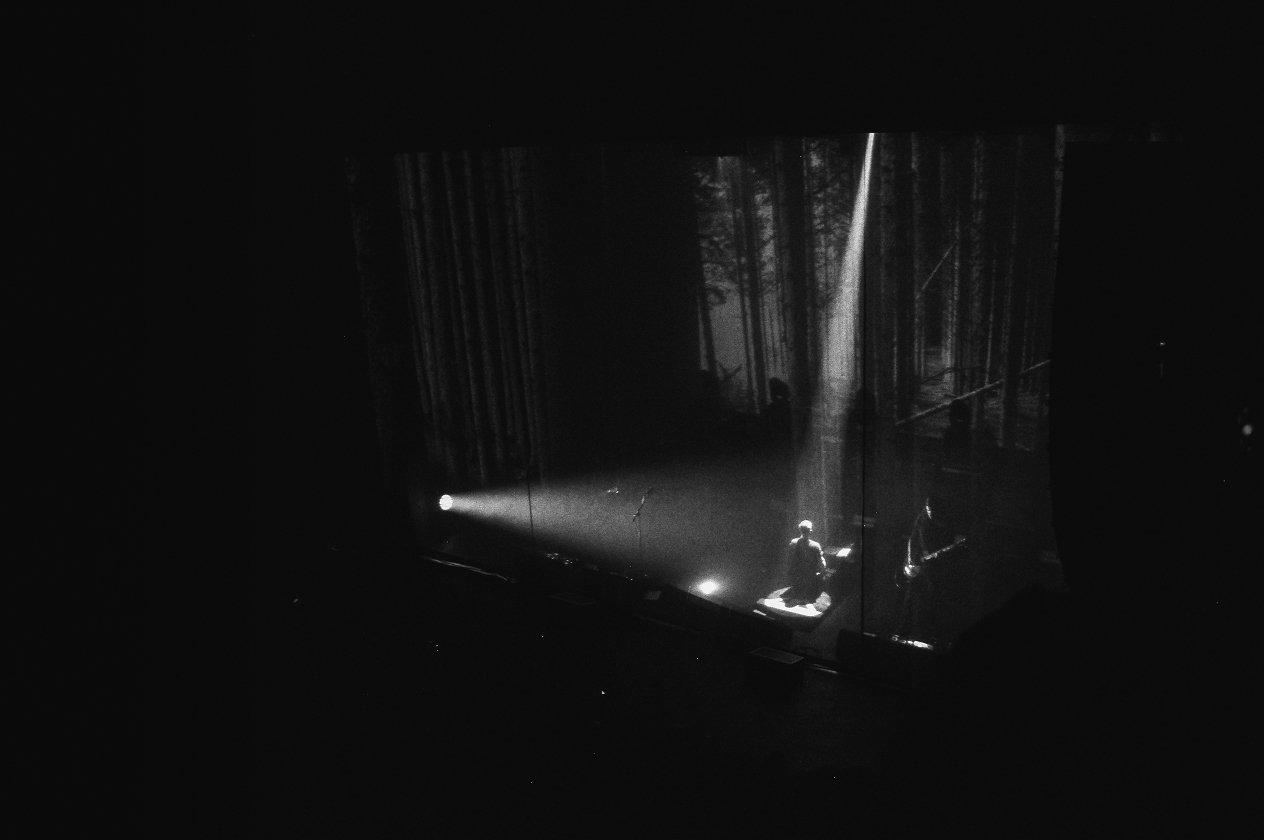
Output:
[
  {"xmin": 939, "ymin": 142, "xmax": 958, "ymax": 387},
  {"xmin": 893, "ymin": 134, "xmax": 916, "ymax": 422},
  {"xmin": 877, "ymin": 133, "xmax": 898, "ymax": 419},
  {"xmin": 913, "ymin": 133, "xmax": 944, "ymax": 352},
  {"xmin": 736, "ymin": 251, "xmax": 755, "ymax": 411},
  {"xmin": 827, "ymin": 139, "xmax": 847, "ymax": 375},
  {"xmin": 774, "ymin": 136, "xmax": 811, "ymax": 422},
  {"xmin": 968, "ymin": 134, "xmax": 990, "ymax": 401},
  {"xmin": 694, "ymin": 163, "xmax": 718, "ymax": 379},
  {"xmin": 738, "ymin": 161, "xmax": 768, "ymax": 412},
  {"xmin": 803, "ymin": 139, "xmax": 818, "ymax": 382},
  {"xmin": 837, "ymin": 136, "xmax": 854, "ymax": 231},
  {"xmin": 1037, "ymin": 130, "xmax": 1061, "ymax": 448},
  {"xmin": 988, "ymin": 137, "xmax": 1020, "ymax": 404},
  {"xmin": 727, "ymin": 160, "xmax": 756, "ymax": 412},
  {"xmin": 817, "ymin": 141, "xmax": 831, "ymax": 328},
  {"xmin": 699, "ymin": 283, "xmax": 718, "ymax": 377},
  {"xmin": 1001, "ymin": 135, "xmax": 1029, "ymax": 449},
  {"xmin": 758, "ymin": 157, "xmax": 782, "ymax": 381},
  {"xmin": 767, "ymin": 159, "xmax": 786, "ymax": 378},
  {"xmin": 1043, "ymin": 124, "xmax": 1066, "ymax": 410},
  {"xmin": 911, "ymin": 134, "xmax": 927, "ymax": 384}
]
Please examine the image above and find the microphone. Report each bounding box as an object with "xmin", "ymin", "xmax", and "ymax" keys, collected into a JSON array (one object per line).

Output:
[{"xmin": 631, "ymin": 488, "xmax": 655, "ymax": 522}]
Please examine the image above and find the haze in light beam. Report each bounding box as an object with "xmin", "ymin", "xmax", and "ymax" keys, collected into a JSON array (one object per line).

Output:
[
  {"xmin": 793, "ymin": 132, "xmax": 875, "ymax": 538},
  {"xmin": 429, "ymin": 452, "xmax": 796, "ymax": 605}
]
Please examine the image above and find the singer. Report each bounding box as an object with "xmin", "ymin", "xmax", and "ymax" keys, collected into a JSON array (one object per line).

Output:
[{"xmin": 782, "ymin": 520, "xmax": 826, "ymax": 606}]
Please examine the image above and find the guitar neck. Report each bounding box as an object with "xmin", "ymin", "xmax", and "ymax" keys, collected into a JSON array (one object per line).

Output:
[{"xmin": 923, "ymin": 538, "xmax": 966, "ymax": 562}]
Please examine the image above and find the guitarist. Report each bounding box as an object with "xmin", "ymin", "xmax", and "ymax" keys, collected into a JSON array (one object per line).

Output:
[{"xmin": 896, "ymin": 496, "xmax": 966, "ymax": 646}]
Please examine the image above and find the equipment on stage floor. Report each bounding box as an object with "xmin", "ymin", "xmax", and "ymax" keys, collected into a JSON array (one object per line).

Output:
[{"xmin": 753, "ymin": 545, "xmax": 853, "ymax": 627}]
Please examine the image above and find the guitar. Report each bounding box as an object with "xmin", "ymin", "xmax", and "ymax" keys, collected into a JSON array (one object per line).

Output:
[{"xmin": 895, "ymin": 536, "xmax": 967, "ymax": 591}]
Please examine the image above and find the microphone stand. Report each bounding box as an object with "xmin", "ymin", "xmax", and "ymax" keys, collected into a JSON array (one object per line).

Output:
[
  {"xmin": 516, "ymin": 458, "xmax": 537, "ymax": 550},
  {"xmin": 629, "ymin": 488, "xmax": 654, "ymax": 574},
  {"xmin": 526, "ymin": 470, "xmax": 536, "ymax": 547}
]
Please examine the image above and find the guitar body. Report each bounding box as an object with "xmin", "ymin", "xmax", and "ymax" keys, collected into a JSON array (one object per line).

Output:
[{"xmin": 895, "ymin": 537, "xmax": 967, "ymax": 591}]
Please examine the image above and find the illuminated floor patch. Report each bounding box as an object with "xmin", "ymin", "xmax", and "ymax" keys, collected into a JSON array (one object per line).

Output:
[{"xmin": 755, "ymin": 586, "xmax": 832, "ymax": 620}]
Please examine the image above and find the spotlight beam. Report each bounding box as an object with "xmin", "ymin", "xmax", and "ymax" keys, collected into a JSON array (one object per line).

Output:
[{"xmin": 794, "ymin": 132, "xmax": 875, "ymax": 535}]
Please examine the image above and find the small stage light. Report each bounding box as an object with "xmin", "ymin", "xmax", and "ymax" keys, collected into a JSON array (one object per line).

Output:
[
  {"xmin": 439, "ymin": 494, "xmax": 454, "ymax": 511},
  {"xmin": 698, "ymin": 580, "xmax": 719, "ymax": 596}
]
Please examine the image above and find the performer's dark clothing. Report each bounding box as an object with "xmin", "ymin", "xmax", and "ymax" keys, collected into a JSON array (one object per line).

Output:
[
  {"xmin": 897, "ymin": 501, "xmax": 958, "ymax": 644},
  {"xmin": 785, "ymin": 535, "xmax": 825, "ymax": 605}
]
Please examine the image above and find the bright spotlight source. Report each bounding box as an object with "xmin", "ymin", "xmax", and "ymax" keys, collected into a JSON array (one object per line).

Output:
[
  {"xmin": 438, "ymin": 494, "xmax": 454, "ymax": 511},
  {"xmin": 698, "ymin": 580, "xmax": 719, "ymax": 596}
]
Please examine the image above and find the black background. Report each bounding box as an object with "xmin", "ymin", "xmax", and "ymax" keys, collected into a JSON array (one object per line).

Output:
[{"xmin": 15, "ymin": 5, "xmax": 1256, "ymax": 835}]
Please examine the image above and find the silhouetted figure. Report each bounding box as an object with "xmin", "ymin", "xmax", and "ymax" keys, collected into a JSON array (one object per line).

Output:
[
  {"xmin": 784, "ymin": 520, "xmax": 826, "ymax": 606},
  {"xmin": 765, "ymin": 377, "xmax": 792, "ymax": 446},
  {"xmin": 698, "ymin": 369, "xmax": 725, "ymax": 422},
  {"xmin": 840, "ymin": 387, "xmax": 878, "ymax": 533},
  {"xmin": 895, "ymin": 496, "xmax": 965, "ymax": 647},
  {"xmin": 973, "ymin": 416, "xmax": 998, "ymax": 468},
  {"xmin": 690, "ymin": 369, "xmax": 728, "ymax": 448},
  {"xmin": 943, "ymin": 398, "xmax": 973, "ymax": 462},
  {"xmin": 943, "ymin": 396, "xmax": 999, "ymax": 483},
  {"xmin": 846, "ymin": 386, "xmax": 878, "ymax": 443}
]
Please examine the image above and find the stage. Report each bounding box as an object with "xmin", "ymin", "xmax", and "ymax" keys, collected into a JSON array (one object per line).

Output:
[{"xmin": 432, "ymin": 429, "xmax": 1065, "ymax": 662}]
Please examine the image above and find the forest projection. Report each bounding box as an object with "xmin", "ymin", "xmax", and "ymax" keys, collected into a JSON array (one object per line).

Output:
[{"xmin": 691, "ymin": 132, "xmax": 1058, "ymax": 456}]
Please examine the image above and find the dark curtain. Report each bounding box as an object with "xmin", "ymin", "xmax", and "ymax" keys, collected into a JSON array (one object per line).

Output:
[
  {"xmin": 349, "ymin": 147, "xmax": 554, "ymax": 500},
  {"xmin": 351, "ymin": 140, "xmax": 706, "ymax": 505}
]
